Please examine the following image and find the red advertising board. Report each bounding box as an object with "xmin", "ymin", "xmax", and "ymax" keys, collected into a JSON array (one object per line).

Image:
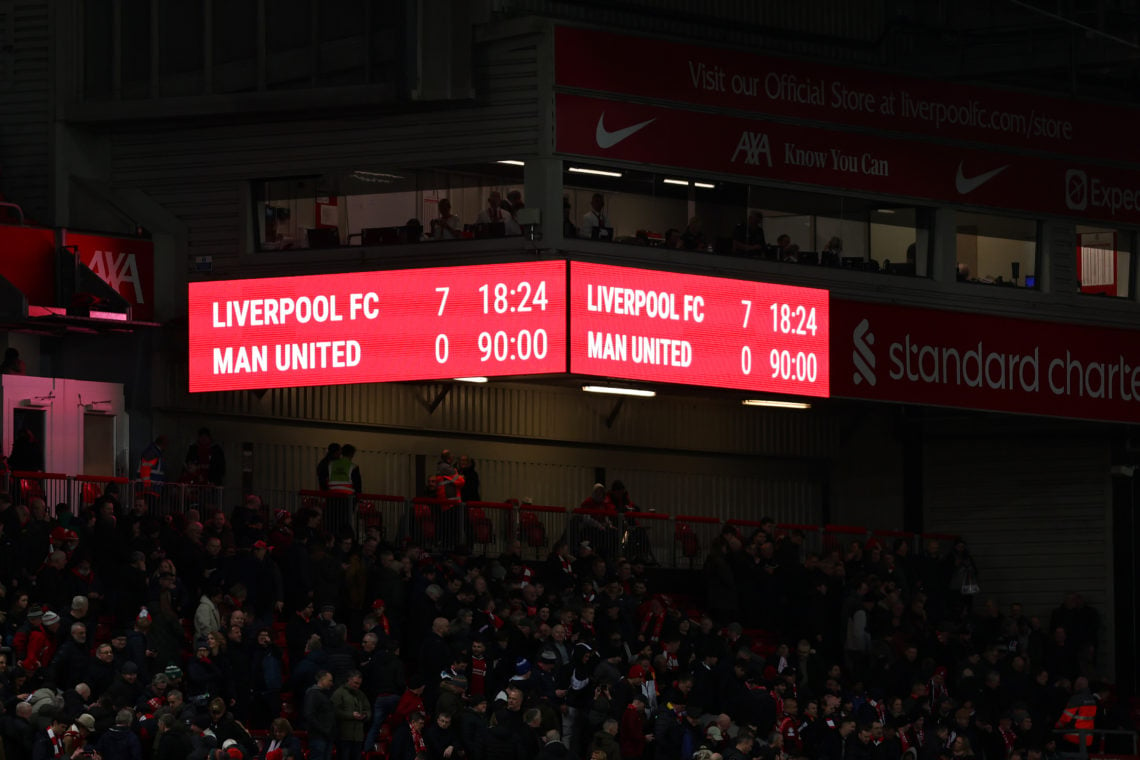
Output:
[
  {"xmin": 188, "ymin": 261, "xmax": 567, "ymax": 392},
  {"xmin": 0, "ymin": 225, "xmax": 56, "ymax": 307},
  {"xmin": 62, "ymin": 232, "xmax": 156, "ymax": 321},
  {"xmin": 555, "ymin": 26, "xmax": 1140, "ymax": 165},
  {"xmin": 831, "ymin": 298, "xmax": 1140, "ymax": 424},
  {"xmin": 556, "ymin": 93, "xmax": 1140, "ymax": 226},
  {"xmin": 569, "ymin": 261, "xmax": 830, "ymax": 396}
]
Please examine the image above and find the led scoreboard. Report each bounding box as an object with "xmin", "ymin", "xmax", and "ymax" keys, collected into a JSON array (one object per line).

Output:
[
  {"xmin": 188, "ymin": 261, "xmax": 568, "ymax": 392},
  {"xmin": 569, "ymin": 262, "xmax": 830, "ymax": 396},
  {"xmin": 189, "ymin": 259, "xmax": 830, "ymax": 397}
]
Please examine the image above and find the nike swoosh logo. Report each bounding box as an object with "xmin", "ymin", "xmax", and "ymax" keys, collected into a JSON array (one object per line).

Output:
[
  {"xmin": 595, "ymin": 113, "xmax": 655, "ymax": 149},
  {"xmin": 955, "ymin": 162, "xmax": 1008, "ymax": 194}
]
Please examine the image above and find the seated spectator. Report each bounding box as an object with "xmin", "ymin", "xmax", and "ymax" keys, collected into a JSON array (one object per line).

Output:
[
  {"xmin": 475, "ymin": 191, "xmax": 511, "ymax": 226},
  {"xmin": 776, "ymin": 233, "xmax": 800, "ymax": 262},
  {"xmin": 680, "ymin": 217, "xmax": 707, "ymax": 251},
  {"xmin": 429, "ymin": 199, "xmax": 462, "ymax": 240},
  {"xmin": 732, "ymin": 211, "xmax": 767, "ymax": 256}
]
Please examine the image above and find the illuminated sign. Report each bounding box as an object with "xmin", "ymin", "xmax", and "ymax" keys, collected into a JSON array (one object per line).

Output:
[
  {"xmin": 569, "ymin": 262, "xmax": 830, "ymax": 396},
  {"xmin": 188, "ymin": 261, "xmax": 567, "ymax": 392}
]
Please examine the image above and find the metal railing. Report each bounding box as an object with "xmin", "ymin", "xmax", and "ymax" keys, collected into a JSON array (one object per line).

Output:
[
  {"xmin": 1053, "ymin": 729, "xmax": 1139, "ymax": 760},
  {"xmin": 0, "ymin": 473, "xmax": 960, "ymax": 568}
]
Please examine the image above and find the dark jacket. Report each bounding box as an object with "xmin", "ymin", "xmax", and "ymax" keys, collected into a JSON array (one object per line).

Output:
[
  {"xmin": 482, "ymin": 722, "xmax": 522, "ymax": 760},
  {"xmin": 47, "ymin": 638, "xmax": 91, "ymax": 690},
  {"xmin": 591, "ymin": 729, "xmax": 621, "ymax": 760},
  {"xmin": 459, "ymin": 708, "xmax": 490, "ymax": 760},
  {"xmin": 156, "ymin": 724, "xmax": 196, "ymax": 760},
  {"xmin": 425, "ymin": 720, "xmax": 462, "ymax": 760},
  {"xmin": 0, "ymin": 714, "xmax": 35, "ymax": 760},
  {"xmin": 538, "ymin": 738, "xmax": 577, "ymax": 760},
  {"xmin": 95, "ymin": 725, "xmax": 144, "ymax": 760},
  {"xmin": 303, "ymin": 684, "xmax": 336, "ymax": 739}
]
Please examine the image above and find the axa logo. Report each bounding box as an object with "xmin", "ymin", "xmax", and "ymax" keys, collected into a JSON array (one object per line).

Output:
[
  {"xmin": 852, "ymin": 318, "xmax": 876, "ymax": 386},
  {"xmin": 731, "ymin": 131, "xmax": 773, "ymax": 167},
  {"xmin": 87, "ymin": 250, "xmax": 144, "ymax": 303},
  {"xmin": 1065, "ymin": 169, "xmax": 1088, "ymax": 211}
]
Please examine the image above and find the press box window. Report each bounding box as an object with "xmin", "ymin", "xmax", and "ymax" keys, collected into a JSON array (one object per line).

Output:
[
  {"xmin": 956, "ymin": 211, "xmax": 1039, "ymax": 288},
  {"xmin": 1076, "ymin": 226, "xmax": 1133, "ymax": 299}
]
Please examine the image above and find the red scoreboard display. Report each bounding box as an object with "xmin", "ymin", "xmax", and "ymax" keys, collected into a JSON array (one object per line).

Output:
[
  {"xmin": 569, "ymin": 261, "xmax": 830, "ymax": 396},
  {"xmin": 189, "ymin": 259, "xmax": 830, "ymax": 397},
  {"xmin": 188, "ymin": 261, "xmax": 568, "ymax": 392}
]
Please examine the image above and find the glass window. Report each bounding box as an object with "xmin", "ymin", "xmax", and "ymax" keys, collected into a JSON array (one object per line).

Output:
[
  {"xmin": 1076, "ymin": 226, "xmax": 1133, "ymax": 299},
  {"xmin": 562, "ymin": 162, "xmax": 933, "ymax": 276},
  {"xmin": 956, "ymin": 211, "xmax": 1039, "ymax": 288},
  {"xmin": 251, "ymin": 163, "xmax": 525, "ymax": 251}
]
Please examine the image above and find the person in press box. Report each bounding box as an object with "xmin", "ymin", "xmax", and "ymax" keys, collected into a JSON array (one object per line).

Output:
[
  {"xmin": 429, "ymin": 198, "xmax": 462, "ymax": 240},
  {"xmin": 580, "ymin": 193, "xmax": 612, "ymax": 239}
]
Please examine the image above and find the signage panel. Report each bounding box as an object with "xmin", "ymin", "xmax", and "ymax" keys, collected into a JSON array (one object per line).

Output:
[
  {"xmin": 62, "ymin": 232, "xmax": 156, "ymax": 320},
  {"xmin": 569, "ymin": 261, "xmax": 830, "ymax": 396},
  {"xmin": 0, "ymin": 225, "xmax": 56, "ymax": 306},
  {"xmin": 832, "ymin": 298, "xmax": 1140, "ymax": 424},
  {"xmin": 556, "ymin": 93, "xmax": 1140, "ymax": 226},
  {"xmin": 555, "ymin": 26, "xmax": 1139, "ymax": 164},
  {"xmin": 188, "ymin": 261, "xmax": 567, "ymax": 392}
]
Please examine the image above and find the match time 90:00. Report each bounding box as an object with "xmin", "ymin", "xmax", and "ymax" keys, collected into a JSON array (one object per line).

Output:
[{"xmin": 431, "ymin": 281, "xmax": 551, "ymax": 365}]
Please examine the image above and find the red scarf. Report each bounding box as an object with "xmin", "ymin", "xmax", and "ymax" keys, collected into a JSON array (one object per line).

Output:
[
  {"xmin": 661, "ymin": 646, "xmax": 679, "ymax": 672},
  {"xmin": 1000, "ymin": 727, "xmax": 1017, "ymax": 753},
  {"xmin": 560, "ymin": 556, "xmax": 573, "ymax": 575},
  {"xmin": 929, "ymin": 680, "xmax": 948, "ymax": 704},
  {"xmin": 377, "ymin": 614, "xmax": 390, "ymax": 636},
  {"xmin": 410, "ymin": 723, "xmax": 426, "ymax": 753},
  {"xmin": 640, "ymin": 612, "xmax": 664, "ymax": 644}
]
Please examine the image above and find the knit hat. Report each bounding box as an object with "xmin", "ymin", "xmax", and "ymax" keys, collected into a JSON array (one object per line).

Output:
[
  {"xmin": 515, "ymin": 658, "xmax": 532, "ymax": 676},
  {"xmin": 41, "ymin": 611, "xmax": 60, "ymax": 626},
  {"xmin": 628, "ymin": 665, "xmax": 646, "ymax": 680}
]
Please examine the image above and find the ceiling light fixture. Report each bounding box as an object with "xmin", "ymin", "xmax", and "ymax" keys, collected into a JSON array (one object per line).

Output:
[
  {"xmin": 663, "ymin": 178, "xmax": 690, "ymax": 186},
  {"xmin": 582, "ymin": 385, "xmax": 656, "ymax": 398},
  {"xmin": 694, "ymin": 182, "xmax": 716, "ymax": 189},
  {"xmin": 454, "ymin": 377, "xmax": 489, "ymax": 383},
  {"xmin": 742, "ymin": 399, "xmax": 812, "ymax": 410},
  {"xmin": 568, "ymin": 167, "xmax": 623, "ymax": 178},
  {"xmin": 496, "ymin": 160, "xmax": 526, "ymax": 166}
]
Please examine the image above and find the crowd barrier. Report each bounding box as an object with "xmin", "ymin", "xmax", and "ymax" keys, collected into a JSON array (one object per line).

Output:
[{"xmin": 0, "ymin": 473, "xmax": 960, "ymax": 569}]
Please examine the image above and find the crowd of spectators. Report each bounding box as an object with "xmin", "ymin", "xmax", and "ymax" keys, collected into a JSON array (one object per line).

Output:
[{"xmin": 0, "ymin": 483, "xmax": 1126, "ymax": 760}]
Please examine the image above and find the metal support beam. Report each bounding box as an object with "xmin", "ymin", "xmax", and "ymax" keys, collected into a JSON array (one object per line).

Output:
[
  {"xmin": 604, "ymin": 398, "xmax": 625, "ymax": 429},
  {"xmin": 420, "ymin": 384, "xmax": 452, "ymax": 414}
]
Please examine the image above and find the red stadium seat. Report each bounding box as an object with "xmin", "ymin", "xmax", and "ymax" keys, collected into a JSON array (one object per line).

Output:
[
  {"xmin": 520, "ymin": 512, "xmax": 546, "ymax": 557},
  {"xmin": 81, "ymin": 481, "xmax": 103, "ymax": 507},
  {"xmin": 414, "ymin": 502, "xmax": 436, "ymax": 544},
  {"xmin": 356, "ymin": 499, "xmax": 382, "ymax": 539},
  {"xmin": 675, "ymin": 523, "xmax": 700, "ymax": 568},
  {"xmin": 468, "ymin": 507, "xmax": 494, "ymax": 551}
]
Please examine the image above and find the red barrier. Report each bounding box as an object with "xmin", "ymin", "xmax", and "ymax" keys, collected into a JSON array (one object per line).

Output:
[
  {"xmin": 11, "ymin": 471, "xmax": 72, "ymax": 513},
  {"xmin": 75, "ymin": 475, "xmax": 129, "ymax": 509}
]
